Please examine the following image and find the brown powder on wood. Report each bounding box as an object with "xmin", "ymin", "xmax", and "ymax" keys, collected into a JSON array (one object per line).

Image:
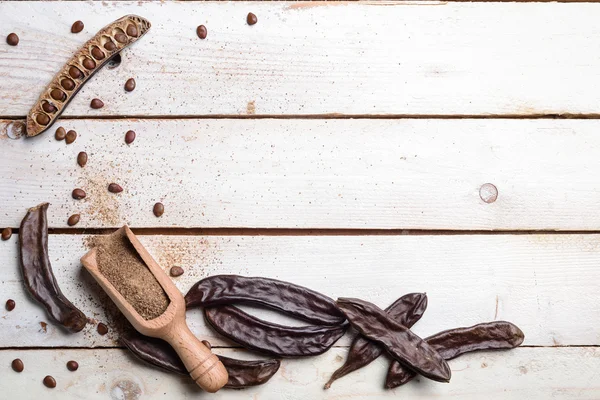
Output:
[{"xmin": 94, "ymin": 230, "xmax": 169, "ymax": 320}]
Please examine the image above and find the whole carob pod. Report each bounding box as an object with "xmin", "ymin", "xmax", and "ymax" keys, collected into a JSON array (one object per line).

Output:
[
  {"xmin": 19, "ymin": 203, "xmax": 87, "ymax": 332},
  {"xmin": 385, "ymin": 321, "xmax": 525, "ymax": 388},
  {"xmin": 324, "ymin": 293, "xmax": 427, "ymax": 389},
  {"xmin": 336, "ymin": 297, "xmax": 451, "ymax": 383},
  {"xmin": 120, "ymin": 331, "xmax": 281, "ymax": 389}
]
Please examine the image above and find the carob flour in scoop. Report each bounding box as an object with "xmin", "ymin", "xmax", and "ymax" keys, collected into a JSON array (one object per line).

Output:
[{"xmin": 92, "ymin": 230, "xmax": 169, "ymax": 320}]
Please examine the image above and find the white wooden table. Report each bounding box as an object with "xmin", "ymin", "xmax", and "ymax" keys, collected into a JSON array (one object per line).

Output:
[{"xmin": 2, "ymin": 1, "xmax": 600, "ymax": 398}]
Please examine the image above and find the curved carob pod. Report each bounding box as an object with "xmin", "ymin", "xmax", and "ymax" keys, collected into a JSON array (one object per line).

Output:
[
  {"xmin": 19, "ymin": 203, "xmax": 87, "ymax": 332},
  {"xmin": 120, "ymin": 332, "xmax": 281, "ymax": 389},
  {"xmin": 324, "ymin": 293, "xmax": 427, "ymax": 389},
  {"xmin": 204, "ymin": 305, "xmax": 348, "ymax": 357},
  {"xmin": 186, "ymin": 275, "xmax": 345, "ymax": 326},
  {"xmin": 26, "ymin": 15, "xmax": 151, "ymax": 137},
  {"xmin": 385, "ymin": 321, "xmax": 524, "ymax": 388},
  {"xmin": 336, "ymin": 297, "xmax": 451, "ymax": 383}
]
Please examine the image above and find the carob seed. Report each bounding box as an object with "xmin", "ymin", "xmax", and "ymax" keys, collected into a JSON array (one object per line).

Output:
[
  {"xmin": 36, "ymin": 114, "xmax": 50, "ymax": 126},
  {"xmin": 71, "ymin": 21, "xmax": 84, "ymax": 34},
  {"xmin": 91, "ymin": 46, "xmax": 105, "ymax": 60},
  {"xmin": 11, "ymin": 359, "xmax": 24, "ymax": 372},
  {"xmin": 43, "ymin": 375, "xmax": 56, "ymax": 388},
  {"xmin": 104, "ymin": 41, "xmax": 117, "ymax": 51},
  {"xmin": 90, "ymin": 99, "xmax": 104, "ymax": 109},
  {"xmin": 124, "ymin": 130, "xmax": 136, "ymax": 144},
  {"xmin": 66, "ymin": 360, "xmax": 79, "ymax": 371},
  {"xmin": 202, "ymin": 340, "xmax": 211, "ymax": 350},
  {"xmin": 42, "ymin": 102, "xmax": 57, "ymax": 113},
  {"xmin": 97, "ymin": 323, "xmax": 109, "ymax": 335},
  {"xmin": 61, "ymin": 78, "xmax": 75, "ymax": 91},
  {"xmin": 6, "ymin": 299, "xmax": 15, "ymax": 311},
  {"xmin": 69, "ymin": 66, "xmax": 82, "ymax": 79},
  {"xmin": 72, "ymin": 189, "xmax": 86, "ymax": 200},
  {"xmin": 124, "ymin": 78, "xmax": 136, "ymax": 92},
  {"xmin": 114, "ymin": 33, "xmax": 128, "ymax": 44},
  {"xmin": 55, "ymin": 127, "xmax": 67, "ymax": 141},
  {"xmin": 153, "ymin": 202, "xmax": 164, "ymax": 217},
  {"xmin": 247, "ymin": 13, "xmax": 258, "ymax": 26},
  {"xmin": 1, "ymin": 227, "xmax": 12, "ymax": 241},
  {"xmin": 50, "ymin": 89, "xmax": 66, "ymax": 101},
  {"xmin": 77, "ymin": 152, "xmax": 87, "ymax": 167},
  {"xmin": 82, "ymin": 58, "xmax": 96, "ymax": 70},
  {"xmin": 196, "ymin": 25, "xmax": 207, "ymax": 39},
  {"xmin": 6, "ymin": 33, "xmax": 19, "ymax": 46},
  {"xmin": 67, "ymin": 214, "xmax": 80, "ymax": 226},
  {"xmin": 108, "ymin": 183, "xmax": 123, "ymax": 193},
  {"xmin": 65, "ymin": 130, "xmax": 77, "ymax": 144},
  {"xmin": 170, "ymin": 266, "xmax": 184, "ymax": 277},
  {"xmin": 126, "ymin": 24, "xmax": 139, "ymax": 37}
]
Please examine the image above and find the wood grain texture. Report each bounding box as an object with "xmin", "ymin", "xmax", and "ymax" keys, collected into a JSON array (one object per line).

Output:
[
  {"xmin": 3, "ymin": 118, "xmax": 600, "ymax": 230},
  {"xmin": 1, "ymin": 233, "xmax": 598, "ymax": 347},
  {"xmin": 1, "ymin": 347, "xmax": 599, "ymax": 399},
  {"xmin": 3, "ymin": 2, "xmax": 600, "ymax": 116}
]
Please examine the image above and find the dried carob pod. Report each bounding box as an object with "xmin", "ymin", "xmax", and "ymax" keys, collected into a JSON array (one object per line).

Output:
[
  {"xmin": 204, "ymin": 305, "xmax": 347, "ymax": 358},
  {"xmin": 385, "ymin": 321, "xmax": 524, "ymax": 388},
  {"xmin": 120, "ymin": 331, "xmax": 281, "ymax": 389},
  {"xmin": 19, "ymin": 203, "xmax": 87, "ymax": 332},
  {"xmin": 186, "ymin": 275, "xmax": 345, "ymax": 326},
  {"xmin": 26, "ymin": 15, "xmax": 151, "ymax": 137},
  {"xmin": 324, "ymin": 293, "xmax": 427, "ymax": 389}
]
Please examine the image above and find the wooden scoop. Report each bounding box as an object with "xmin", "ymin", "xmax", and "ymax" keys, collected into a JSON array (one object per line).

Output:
[{"xmin": 81, "ymin": 226, "xmax": 228, "ymax": 392}]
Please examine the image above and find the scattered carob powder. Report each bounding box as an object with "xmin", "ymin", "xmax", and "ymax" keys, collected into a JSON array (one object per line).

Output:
[{"xmin": 94, "ymin": 230, "xmax": 169, "ymax": 320}]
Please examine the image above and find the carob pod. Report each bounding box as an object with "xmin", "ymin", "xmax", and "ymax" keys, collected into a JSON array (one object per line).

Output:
[
  {"xmin": 336, "ymin": 297, "xmax": 451, "ymax": 383},
  {"xmin": 19, "ymin": 203, "xmax": 87, "ymax": 332},
  {"xmin": 204, "ymin": 305, "xmax": 347, "ymax": 357},
  {"xmin": 385, "ymin": 321, "xmax": 524, "ymax": 388},
  {"xmin": 120, "ymin": 332, "xmax": 281, "ymax": 389},
  {"xmin": 186, "ymin": 275, "xmax": 345, "ymax": 326},
  {"xmin": 26, "ymin": 15, "xmax": 151, "ymax": 137},
  {"xmin": 324, "ymin": 293, "xmax": 427, "ymax": 389}
]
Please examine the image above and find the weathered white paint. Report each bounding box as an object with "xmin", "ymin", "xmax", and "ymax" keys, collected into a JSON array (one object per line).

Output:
[
  {"xmin": 3, "ymin": 119, "xmax": 600, "ymax": 230},
  {"xmin": 1, "ymin": 233, "xmax": 598, "ymax": 347},
  {"xmin": 1, "ymin": 347, "xmax": 598, "ymax": 399},
  {"xmin": 2, "ymin": 2, "xmax": 600, "ymax": 116}
]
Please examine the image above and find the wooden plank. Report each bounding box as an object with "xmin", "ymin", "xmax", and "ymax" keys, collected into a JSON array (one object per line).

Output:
[
  {"xmin": 3, "ymin": 118, "xmax": 600, "ymax": 230},
  {"xmin": 1, "ymin": 233, "xmax": 599, "ymax": 347},
  {"xmin": 1, "ymin": 347, "xmax": 599, "ymax": 399},
  {"xmin": 2, "ymin": 2, "xmax": 600, "ymax": 117}
]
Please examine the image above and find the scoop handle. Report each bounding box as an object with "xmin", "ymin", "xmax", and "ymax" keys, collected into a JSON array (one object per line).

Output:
[{"xmin": 164, "ymin": 321, "xmax": 228, "ymax": 392}]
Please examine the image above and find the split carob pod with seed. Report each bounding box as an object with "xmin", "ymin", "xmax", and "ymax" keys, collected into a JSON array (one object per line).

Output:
[
  {"xmin": 121, "ymin": 331, "xmax": 281, "ymax": 389},
  {"xmin": 204, "ymin": 305, "xmax": 347, "ymax": 358},
  {"xmin": 81, "ymin": 226, "xmax": 228, "ymax": 392},
  {"xmin": 26, "ymin": 15, "xmax": 151, "ymax": 137},
  {"xmin": 385, "ymin": 321, "xmax": 524, "ymax": 388},
  {"xmin": 324, "ymin": 293, "xmax": 427, "ymax": 389},
  {"xmin": 336, "ymin": 297, "xmax": 451, "ymax": 383},
  {"xmin": 186, "ymin": 275, "xmax": 345, "ymax": 326},
  {"xmin": 19, "ymin": 203, "xmax": 88, "ymax": 332}
]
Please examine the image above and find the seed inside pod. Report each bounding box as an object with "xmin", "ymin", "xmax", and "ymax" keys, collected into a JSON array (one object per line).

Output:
[
  {"xmin": 77, "ymin": 151, "xmax": 87, "ymax": 167},
  {"xmin": 1, "ymin": 227, "xmax": 12, "ymax": 241},
  {"xmin": 6, "ymin": 299, "xmax": 16, "ymax": 311},
  {"xmin": 82, "ymin": 57, "xmax": 96, "ymax": 70},
  {"xmin": 125, "ymin": 130, "xmax": 136, "ymax": 144},
  {"xmin": 126, "ymin": 24, "xmax": 138, "ymax": 37},
  {"xmin": 42, "ymin": 101, "xmax": 57, "ymax": 113},
  {"xmin": 104, "ymin": 41, "xmax": 117, "ymax": 51},
  {"xmin": 114, "ymin": 33, "xmax": 128, "ymax": 43},
  {"xmin": 66, "ymin": 361, "xmax": 79, "ymax": 371},
  {"xmin": 124, "ymin": 78, "xmax": 136, "ymax": 92},
  {"xmin": 108, "ymin": 183, "xmax": 123, "ymax": 193},
  {"xmin": 69, "ymin": 66, "xmax": 82, "ymax": 79},
  {"xmin": 43, "ymin": 375, "xmax": 56, "ymax": 388},
  {"xmin": 72, "ymin": 189, "xmax": 86, "ymax": 200},
  {"xmin": 90, "ymin": 99, "xmax": 104, "ymax": 109},
  {"xmin": 11, "ymin": 358, "xmax": 24, "ymax": 372},
  {"xmin": 55, "ymin": 127, "xmax": 67, "ymax": 141},
  {"xmin": 197, "ymin": 25, "xmax": 207, "ymax": 39},
  {"xmin": 67, "ymin": 214, "xmax": 80, "ymax": 226},
  {"xmin": 50, "ymin": 89, "xmax": 66, "ymax": 101},
  {"xmin": 247, "ymin": 12, "xmax": 258, "ymax": 26},
  {"xmin": 153, "ymin": 202, "xmax": 164, "ymax": 217},
  {"xmin": 61, "ymin": 78, "xmax": 75, "ymax": 91},
  {"xmin": 91, "ymin": 46, "xmax": 105, "ymax": 60},
  {"xmin": 71, "ymin": 21, "xmax": 84, "ymax": 34},
  {"xmin": 6, "ymin": 33, "xmax": 19, "ymax": 46},
  {"xmin": 36, "ymin": 114, "xmax": 50, "ymax": 125},
  {"xmin": 65, "ymin": 130, "xmax": 77, "ymax": 144}
]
